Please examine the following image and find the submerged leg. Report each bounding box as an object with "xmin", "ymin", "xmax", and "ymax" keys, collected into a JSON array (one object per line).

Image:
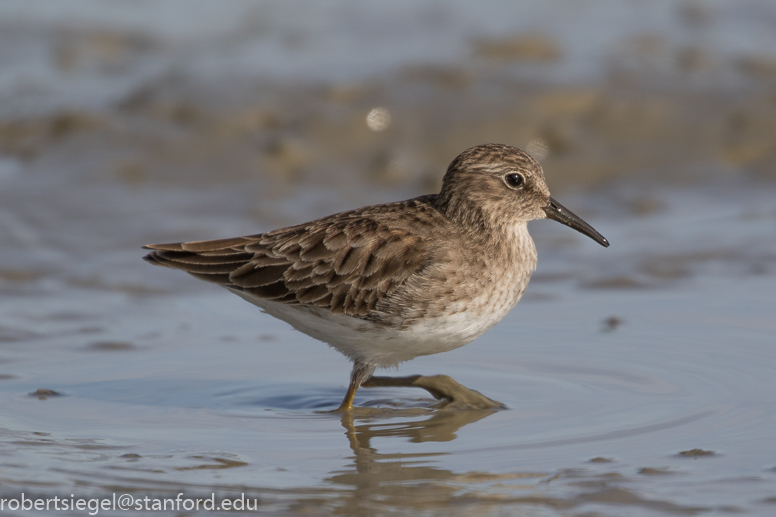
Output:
[
  {"xmin": 362, "ymin": 374, "xmax": 505, "ymax": 409},
  {"xmin": 337, "ymin": 360, "xmax": 376, "ymax": 411}
]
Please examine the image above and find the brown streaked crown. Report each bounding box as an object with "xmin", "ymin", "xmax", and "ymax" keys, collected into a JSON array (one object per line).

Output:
[{"xmin": 435, "ymin": 144, "xmax": 550, "ymax": 230}]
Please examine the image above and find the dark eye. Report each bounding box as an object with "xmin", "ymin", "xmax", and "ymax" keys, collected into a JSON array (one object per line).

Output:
[{"xmin": 504, "ymin": 173, "xmax": 525, "ymax": 189}]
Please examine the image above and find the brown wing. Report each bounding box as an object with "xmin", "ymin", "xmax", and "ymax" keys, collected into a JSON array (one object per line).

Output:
[{"xmin": 143, "ymin": 197, "xmax": 440, "ymax": 319}]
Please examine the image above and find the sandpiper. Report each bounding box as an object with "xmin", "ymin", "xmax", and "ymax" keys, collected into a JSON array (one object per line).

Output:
[{"xmin": 144, "ymin": 144, "xmax": 608, "ymax": 410}]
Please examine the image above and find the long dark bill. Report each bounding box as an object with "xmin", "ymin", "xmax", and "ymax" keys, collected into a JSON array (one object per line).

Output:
[{"xmin": 543, "ymin": 197, "xmax": 609, "ymax": 247}]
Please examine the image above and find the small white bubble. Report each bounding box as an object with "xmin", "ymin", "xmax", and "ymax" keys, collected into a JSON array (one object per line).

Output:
[
  {"xmin": 526, "ymin": 138, "xmax": 549, "ymax": 160},
  {"xmin": 366, "ymin": 107, "xmax": 391, "ymax": 132}
]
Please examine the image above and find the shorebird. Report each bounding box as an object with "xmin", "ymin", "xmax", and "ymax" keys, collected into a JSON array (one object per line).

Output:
[{"xmin": 144, "ymin": 144, "xmax": 608, "ymax": 410}]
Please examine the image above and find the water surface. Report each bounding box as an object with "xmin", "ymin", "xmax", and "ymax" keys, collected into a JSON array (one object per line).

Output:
[{"xmin": 2, "ymin": 2, "xmax": 776, "ymax": 515}]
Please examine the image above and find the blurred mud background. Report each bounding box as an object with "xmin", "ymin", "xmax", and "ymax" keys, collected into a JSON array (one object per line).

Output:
[
  {"xmin": 2, "ymin": 1, "xmax": 776, "ymax": 289},
  {"xmin": 2, "ymin": 1, "xmax": 776, "ymax": 516}
]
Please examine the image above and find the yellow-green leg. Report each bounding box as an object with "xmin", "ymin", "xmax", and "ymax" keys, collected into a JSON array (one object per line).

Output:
[{"xmin": 337, "ymin": 361, "xmax": 375, "ymax": 411}]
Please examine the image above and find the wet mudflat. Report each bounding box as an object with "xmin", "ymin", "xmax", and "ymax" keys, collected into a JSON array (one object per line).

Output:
[{"xmin": 2, "ymin": 2, "xmax": 776, "ymax": 515}]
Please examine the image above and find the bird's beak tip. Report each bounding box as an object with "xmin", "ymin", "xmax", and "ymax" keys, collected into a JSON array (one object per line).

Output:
[{"xmin": 543, "ymin": 197, "xmax": 609, "ymax": 248}]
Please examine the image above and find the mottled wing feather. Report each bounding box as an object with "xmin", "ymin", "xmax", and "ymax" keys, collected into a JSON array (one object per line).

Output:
[
  {"xmin": 143, "ymin": 196, "xmax": 440, "ymax": 319},
  {"xmin": 142, "ymin": 243, "xmax": 252, "ymax": 284}
]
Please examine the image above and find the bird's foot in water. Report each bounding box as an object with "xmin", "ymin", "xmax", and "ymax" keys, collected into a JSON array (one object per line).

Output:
[{"xmin": 362, "ymin": 374, "xmax": 505, "ymax": 410}]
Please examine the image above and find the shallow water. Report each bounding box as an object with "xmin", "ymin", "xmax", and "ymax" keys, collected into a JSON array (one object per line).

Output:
[
  {"xmin": 4, "ymin": 183, "xmax": 776, "ymax": 515},
  {"xmin": 2, "ymin": 2, "xmax": 776, "ymax": 516}
]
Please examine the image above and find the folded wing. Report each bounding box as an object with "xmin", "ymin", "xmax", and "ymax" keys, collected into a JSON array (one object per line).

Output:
[{"xmin": 143, "ymin": 202, "xmax": 433, "ymax": 318}]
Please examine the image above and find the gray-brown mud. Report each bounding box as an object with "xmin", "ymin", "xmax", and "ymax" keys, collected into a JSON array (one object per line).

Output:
[{"xmin": 2, "ymin": 2, "xmax": 776, "ymax": 515}]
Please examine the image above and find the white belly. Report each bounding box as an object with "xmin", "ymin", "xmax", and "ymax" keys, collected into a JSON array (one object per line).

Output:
[{"xmin": 228, "ymin": 269, "xmax": 529, "ymax": 368}]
